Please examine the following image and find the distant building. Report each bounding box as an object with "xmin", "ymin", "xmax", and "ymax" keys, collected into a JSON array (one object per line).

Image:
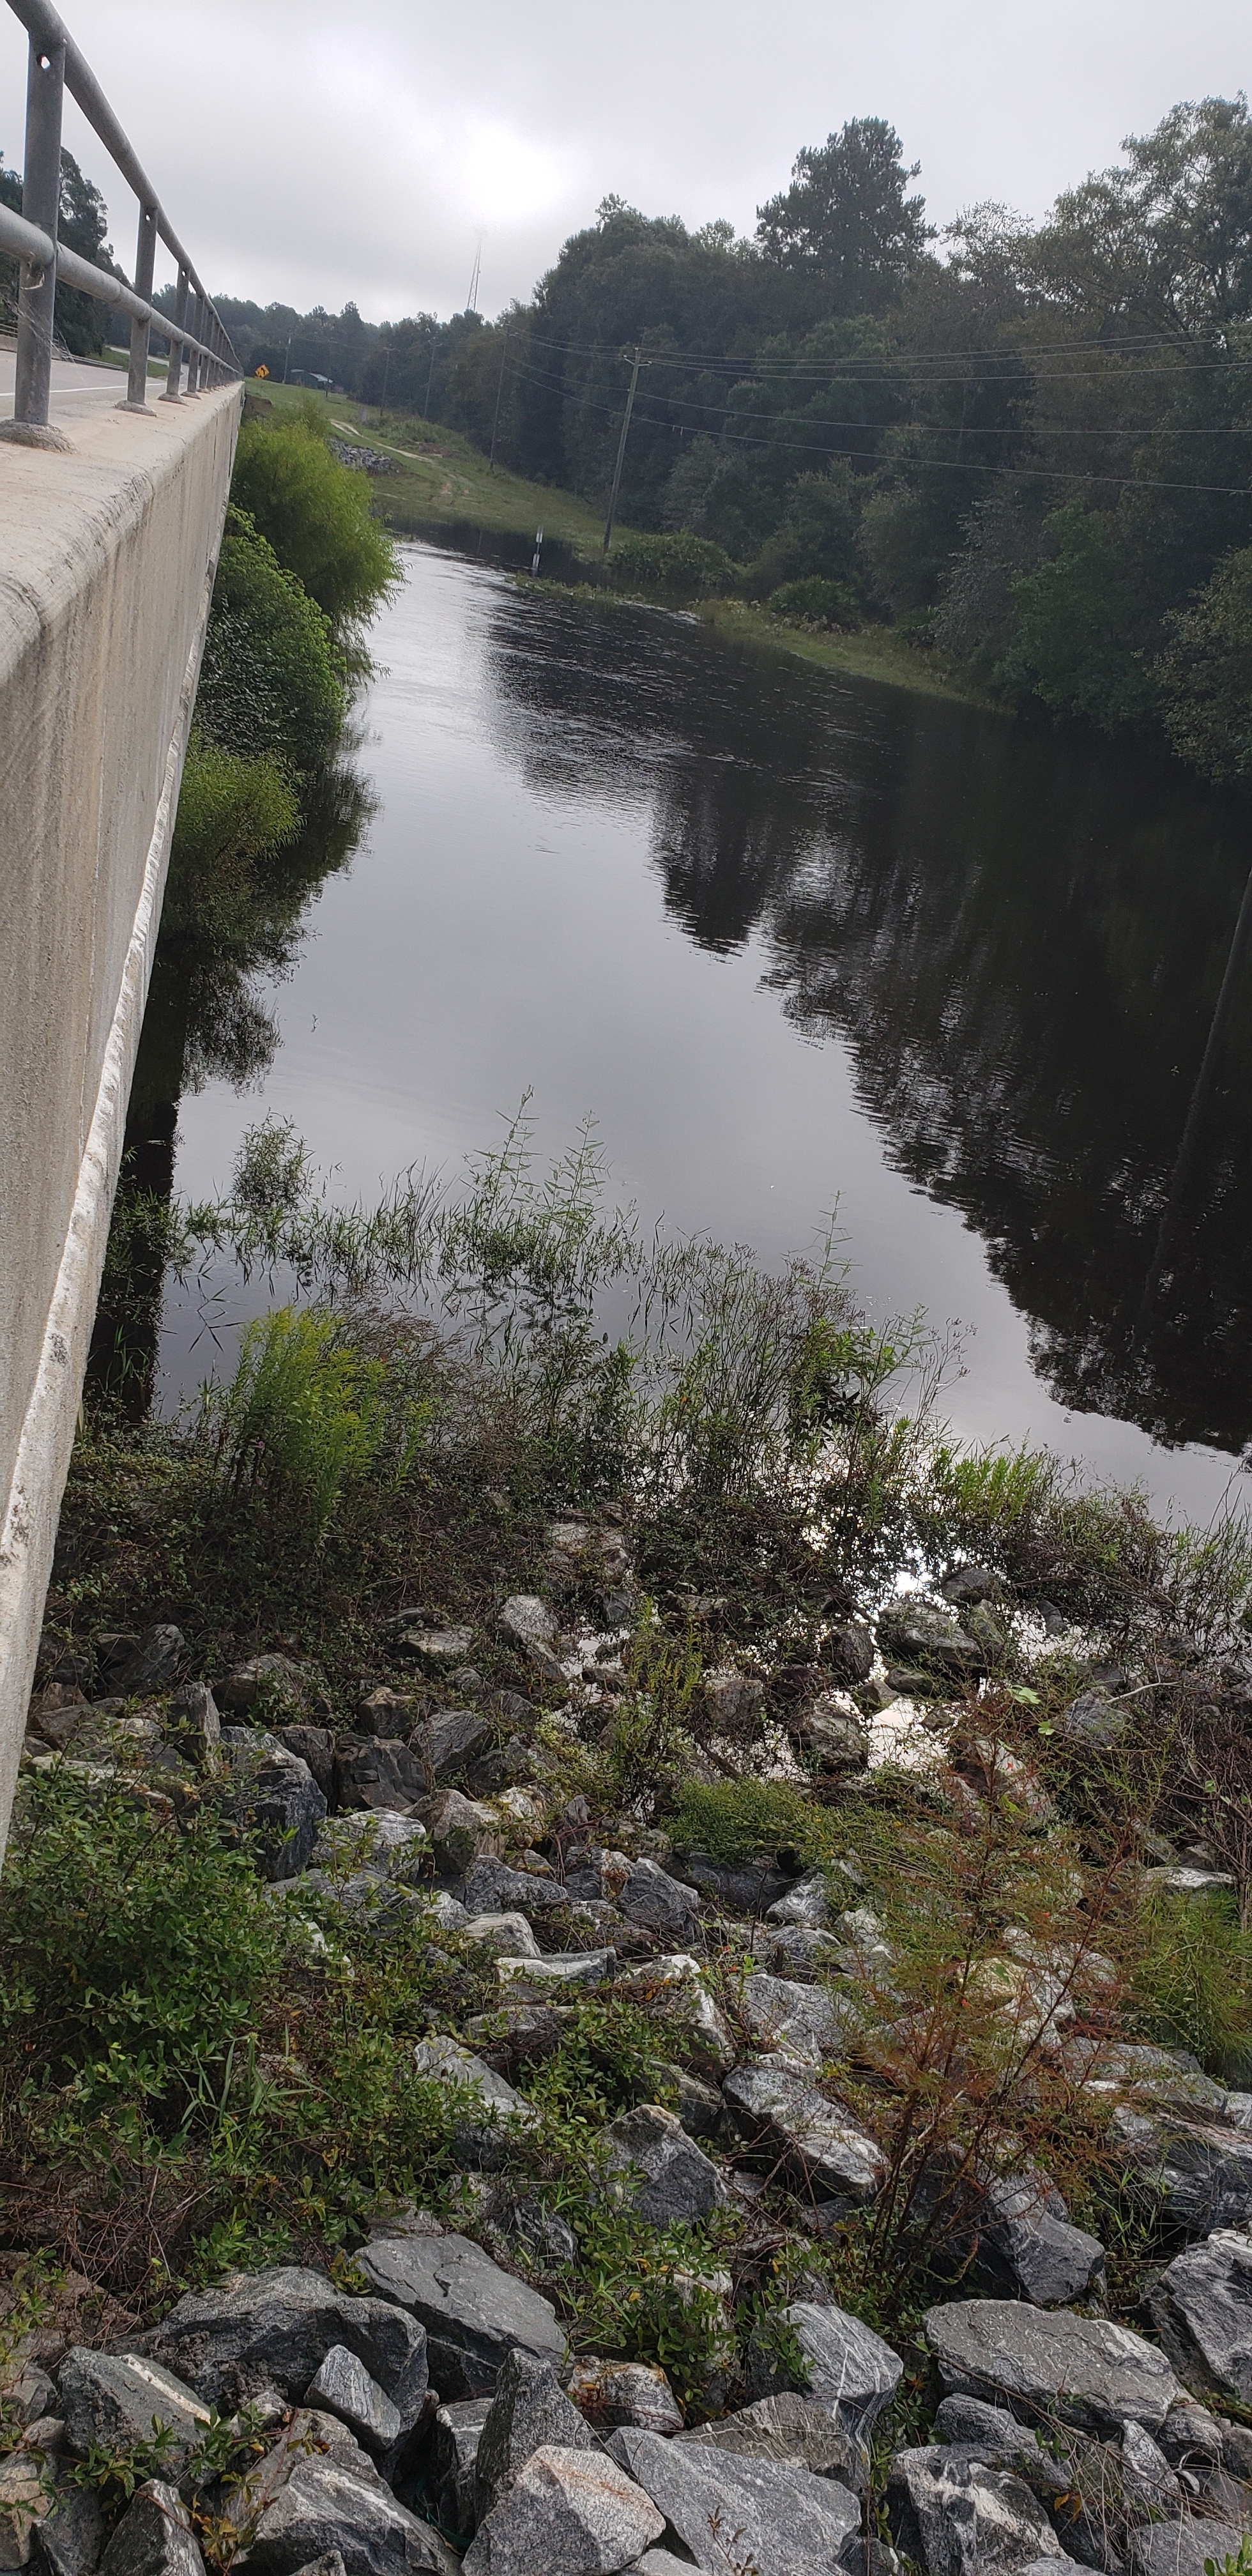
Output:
[{"xmin": 288, "ymin": 368, "xmax": 332, "ymax": 390}]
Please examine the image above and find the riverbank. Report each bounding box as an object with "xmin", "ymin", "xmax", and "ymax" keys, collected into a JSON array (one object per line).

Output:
[{"xmin": 8, "ymin": 1234, "xmax": 1252, "ymax": 2563}]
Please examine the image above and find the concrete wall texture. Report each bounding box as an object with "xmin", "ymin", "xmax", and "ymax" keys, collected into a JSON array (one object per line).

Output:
[{"xmin": 0, "ymin": 376, "xmax": 241, "ymax": 1859}]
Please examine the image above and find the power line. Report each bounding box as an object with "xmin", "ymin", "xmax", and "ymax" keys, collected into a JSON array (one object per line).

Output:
[{"xmin": 500, "ymin": 349, "xmax": 1252, "ymax": 496}]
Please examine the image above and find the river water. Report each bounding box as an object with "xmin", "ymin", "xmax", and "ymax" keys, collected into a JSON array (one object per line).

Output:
[{"xmin": 158, "ymin": 538, "xmax": 1252, "ymax": 1526}]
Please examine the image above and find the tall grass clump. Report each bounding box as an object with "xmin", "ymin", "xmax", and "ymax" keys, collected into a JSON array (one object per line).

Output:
[{"xmin": 203, "ymin": 1308, "xmax": 386, "ymax": 1535}]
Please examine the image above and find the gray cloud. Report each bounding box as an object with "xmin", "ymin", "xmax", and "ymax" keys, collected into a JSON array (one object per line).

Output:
[{"xmin": 1, "ymin": 0, "xmax": 1248, "ymax": 320}]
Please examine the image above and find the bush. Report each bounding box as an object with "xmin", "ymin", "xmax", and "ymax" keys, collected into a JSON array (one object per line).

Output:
[
  {"xmin": 0, "ymin": 1767, "xmax": 284, "ymax": 2115},
  {"xmin": 607, "ymin": 530, "xmax": 737, "ymax": 602},
  {"xmin": 204, "ymin": 1308, "xmax": 386, "ymax": 1535},
  {"xmin": 668, "ymin": 1777, "xmax": 827, "ymax": 1864},
  {"xmin": 197, "ymin": 507, "xmax": 346, "ymax": 776},
  {"xmin": 230, "ymin": 418, "xmax": 399, "ymax": 629},
  {"xmin": 167, "ymin": 730, "xmax": 300, "ymax": 918},
  {"xmin": 1157, "ymin": 545, "xmax": 1252, "ymax": 781},
  {"xmin": 768, "ymin": 576, "xmax": 857, "ymax": 629}
]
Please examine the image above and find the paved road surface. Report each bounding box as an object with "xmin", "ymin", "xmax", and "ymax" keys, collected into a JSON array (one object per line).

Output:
[{"xmin": 0, "ymin": 353, "xmax": 164, "ymax": 427}]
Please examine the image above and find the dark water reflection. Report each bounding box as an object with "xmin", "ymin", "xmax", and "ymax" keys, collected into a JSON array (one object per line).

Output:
[
  {"xmin": 482, "ymin": 584, "xmax": 1252, "ymax": 1460},
  {"xmin": 160, "ymin": 545, "xmax": 1252, "ymax": 1512}
]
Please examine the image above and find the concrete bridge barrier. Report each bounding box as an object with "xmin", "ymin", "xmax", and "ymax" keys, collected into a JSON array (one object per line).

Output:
[{"xmin": 0, "ymin": 365, "xmax": 241, "ymax": 1852}]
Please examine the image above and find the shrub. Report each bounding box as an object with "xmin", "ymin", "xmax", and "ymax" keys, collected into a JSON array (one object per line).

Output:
[
  {"xmin": 0, "ymin": 1767, "xmax": 284, "ymax": 2115},
  {"xmin": 204, "ymin": 1308, "xmax": 386, "ymax": 1535},
  {"xmin": 768, "ymin": 575, "xmax": 857, "ymax": 629},
  {"xmin": 167, "ymin": 729, "xmax": 300, "ymax": 930},
  {"xmin": 1157, "ymin": 545, "xmax": 1252, "ymax": 781},
  {"xmin": 196, "ymin": 507, "xmax": 346, "ymax": 776},
  {"xmin": 230, "ymin": 418, "xmax": 399, "ymax": 629},
  {"xmin": 607, "ymin": 530, "xmax": 736, "ymax": 602},
  {"xmin": 667, "ymin": 1777, "xmax": 827, "ymax": 1864}
]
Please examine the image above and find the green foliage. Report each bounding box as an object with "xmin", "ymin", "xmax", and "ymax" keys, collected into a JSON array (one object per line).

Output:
[
  {"xmin": 668, "ymin": 1777, "xmax": 827, "ymax": 1864},
  {"xmin": 1133, "ymin": 1890, "xmax": 1252, "ymax": 2078},
  {"xmin": 1158, "ymin": 546, "xmax": 1252, "ymax": 780},
  {"xmin": 0, "ymin": 1767, "xmax": 284, "ymax": 2119},
  {"xmin": 756, "ymin": 119, "xmax": 932, "ymax": 307},
  {"xmin": 1206, "ymin": 2542, "xmax": 1252, "ymax": 2576},
  {"xmin": 607, "ymin": 530, "xmax": 737, "ymax": 601},
  {"xmin": 768, "ymin": 576, "xmax": 857, "ymax": 627},
  {"xmin": 1010, "ymin": 503, "xmax": 1160, "ymax": 731},
  {"xmin": 204, "ymin": 1308, "xmax": 386, "ymax": 1535},
  {"xmin": 168, "ymin": 732, "xmax": 300, "ymax": 942},
  {"xmin": 197, "ymin": 508, "xmax": 346, "ymax": 776},
  {"xmin": 230, "ymin": 418, "xmax": 399, "ymax": 629}
]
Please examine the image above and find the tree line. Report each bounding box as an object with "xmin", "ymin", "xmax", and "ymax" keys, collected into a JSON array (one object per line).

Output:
[{"xmin": 8, "ymin": 106, "xmax": 1252, "ymax": 776}]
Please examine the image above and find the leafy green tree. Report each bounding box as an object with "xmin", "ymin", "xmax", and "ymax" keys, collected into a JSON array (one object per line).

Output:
[
  {"xmin": 751, "ymin": 461, "xmax": 866, "ymax": 594},
  {"xmin": 230, "ymin": 415, "xmax": 399, "ymax": 629},
  {"xmin": 1034, "ymin": 95, "xmax": 1252, "ymax": 336},
  {"xmin": 755, "ymin": 119, "xmax": 932, "ymax": 311},
  {"xmin": 1157, "ymin": 546, "xmax": 1252, "ymax": 778},
  {"xmin": 54, "ymin": 149, "xmax": 116, "ymax": 355},
  {"xmin": 1011, "ymin": 501, "xmax": 1160, "ymax": 728}
]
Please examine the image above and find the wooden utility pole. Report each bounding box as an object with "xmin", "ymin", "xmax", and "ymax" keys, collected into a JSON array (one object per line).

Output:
[
  {"xmin": 602, "ymin": 343, "xmax": 642, "ymax": 556},
  {"xmin": 489, "ymin": 328, "xmax": 509, "ymax": 470}
]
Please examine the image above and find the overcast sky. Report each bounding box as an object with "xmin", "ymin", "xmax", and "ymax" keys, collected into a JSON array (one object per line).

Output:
[{"xmin": 2, "ymin": 0, "xmax": 1248, "ymax": 321}]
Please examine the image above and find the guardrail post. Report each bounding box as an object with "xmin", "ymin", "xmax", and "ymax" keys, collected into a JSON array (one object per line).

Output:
[
  {"xmin": 183, "ymin": 293, "xmax": 203, "ymax": 395},
  {"xmin": 2, "ymin": 30, "xmax": 70, "ymax": 450},
  {"xmin": 119, "ymin": 195, "xmax": 157, "ymax": 411},
  {"xmin": 160, "ymin": 263, "xmax": 188, "ymax": 402}
]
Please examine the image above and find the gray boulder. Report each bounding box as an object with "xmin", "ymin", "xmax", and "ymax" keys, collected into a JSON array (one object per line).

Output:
[
  {"xmin": 462, "ymin": 2444, "xmax": 663, "ymax": 2576},
  {"xmin": 333, "ymin": 1738, "xmax": 426, "ymax": 1816},
  {"xmin": 824, "ymin": 1625, "xmax": 875, "ymax": 1683},
  {"xmin": 460, "ymin": 1912, "xmax": 540, "ymax": 1959},
  {"xmin": 746, "ymin": 2299, "xmax": 901, "ymax": 2441},
  {"xmin": 243, "ymin": 2447, "xmax": 458, "ymax": 2576},
  {"xmin": 1059, "ymin": 1689, "xmax": 1132, "ymax": 1748},
  {"xmin": 57, "ymin": 2350, "xmax": 208, "ymax": 2462},
  {"xmin": 940, "ymin": 1565, "xmax": 1000, "ymax": 1606},
  {"xmin": 105, "ymin": 1628, "xmax": 185, "ymax": 1696},
  {"xmin": 496, "ymin": 1951, "xmax": 616, "ymax": 2000},
  {"xmin": 1115, "ymin": 2101, "xmax": 1252, "ymax": 2235},
  {"xmin": 675, "ymin": 2391, "xmax": 864, "ymax": 2487},
  {"xmin": 310, "ymin": 1813, "xmax": 428, "ymax": 1883},
  {"xmin": 765, "ymin": 1873, "xmax": 830, "ymax": 1929},
  {"xmin": 738, "ymin": 1972, "xmax": 851, "ymax": 2068},
  {"xmin": 676, "ymin": 1853, "xmax": 793, "ymax": 1917},
  {"xmin": 876, "ymin": 1602, "xmax": 982, "ymax": 1678},
  {"xmin": 565, "ymin": 2361, "xmax": 682, "ymax": 2436},
  {"xmin": 399, "ymin": 1629, "xmax": 475, "ymax": 1675},
  {"xmin": 222, "ymin": 1733, "xmax": 326, "ymax": 1880},
  {"xmin": 302, "ymin": 2348, "xmax": 401, "ymax": 2460},
  {"xmin": 617, "ymin": 1860, "xmax": 701, "ymax": 1937},
  {"xmin": 357, "ymin": 2232, "xmax": 566, "ymax": 2396},
  {"xmin": 31, "ymin": 2484, "xmax": 105, "ymax": 2576},
  {"xmin": 418, "ymin": 1709, "xmax": 494, "ymax": 1782},
  {"xmin": 428, "ymin": 2399, "xmax": 492, "ymax": 2539},
  {"xmin": 933, "ymin": 2396, "xmax": 1032, "ymax": 2448},
  {"xmin": 459, "ymin": 1859, "xmax": 566, "ymax": 1917},
  {"xmin": 924, "ymin": 2300, "xmax": 1183, "ymax": 2434},
  {"xmin": 167, "ymin": 1685, "xmax": 220, "ymax": 1766},
  {"xmin": 1149, "ymin": 2228, "xmax": 1252, "ymax": 2406},
  {"xmin": 275, "ymin": 1727, "xmax": 335, "ymax": 1800},
  {"xmin": 963, "ymin": 2170, "xmax": 1106, "ymax": 2306},
  {"xmin": 217, "ymin": 1654, "xmax": 306, "ymax": 1712},
  {"xmin": 354, "ymin": 1690, "xmax": 416, "ymax": 1740},
  {"xmin": 496, "ymin": 1598, "xmax": 556, "ymax": 1649},
  {"xmin": 411, "ymin": 2037, "xmax": 535, "ymax": 2169},
  {"xmin": 602, "ymin": 2104, "xmax": 724, "ymax": 2227},
  {"xmin": 132, "ymin": 2266, "xmax": 428, "ymax": 2425},
  {"xmin": 472, "ymin": 2350, "xmax": 597, "ymax": 2524},
  {"xmin": 1127, "ymin": 2522, "xmax": 1248, "ymax": 2576},
  {"xmin": 98, "ymin": 2485, "xmax": 202, "ymax": 2576},
  {"xmin": 887, "ymin": 2446, "xmax": 1064, "ymax": 2575},
  {"xmin": 722, "ymin": 2058, "xmax": 884, "ymax": 2199},
  {"xmin": 760, "ymin": 1926, "xmax": 847, "ymax": 1979},
  {"xmin": 608, "ymin": 2425, "xmax": 860, "ymax": 2575}
]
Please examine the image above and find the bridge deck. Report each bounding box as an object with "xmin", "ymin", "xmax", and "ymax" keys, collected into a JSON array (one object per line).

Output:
[{"xmin": 0, "ymin": 350, "xmax": 169, "ymax": 426}]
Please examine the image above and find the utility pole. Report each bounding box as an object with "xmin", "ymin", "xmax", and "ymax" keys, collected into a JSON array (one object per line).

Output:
[
  {"xmin": 488, "ymin": 328, "xmax": 509, "ymax": 471},
  {"xmin": 282, "ymin": 333, "xmax": 291, "ymax": 383},
  {"xmin": 602, "ymin": 344, "xmax": 642, "ymax": 556}
]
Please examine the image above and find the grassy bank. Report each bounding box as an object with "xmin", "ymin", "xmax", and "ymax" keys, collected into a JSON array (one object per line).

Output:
[{"xmin": 695, "ymin": 598, "xmax": 997, "ymax": 707}]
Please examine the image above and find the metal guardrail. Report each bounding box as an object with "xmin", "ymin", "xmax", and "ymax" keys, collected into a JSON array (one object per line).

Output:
[{"xmin": 0, "ymin": 0, "xmax": 239, "ymax": 450}]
